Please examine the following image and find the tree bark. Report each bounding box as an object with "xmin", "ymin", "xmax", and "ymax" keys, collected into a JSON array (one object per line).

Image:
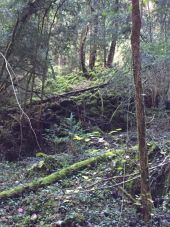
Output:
[
  {"xmin": 106, "ymin": 0, "xmax": 119, "ymax": 68},
  {"xmin": 89, "ymin": 3, "xmax": 98, "ymax": 70},
  {"xmin": 107, "ymin": 39, "xmax": 117, "ymax": 68},
  {"xmin": 131, "ymin": 0, "xmax": 153, "ymax": 222},
  {"xmin": 101, "ymin": 15, "xmax": 107, "ymax": 67},
  {"xmin": 79, "ymin": 25, "xmax": 89, "ymax": 77}
]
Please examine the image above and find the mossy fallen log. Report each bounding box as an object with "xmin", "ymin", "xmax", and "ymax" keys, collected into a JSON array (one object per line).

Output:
[{"xmin": 0, "ymin": 150, "xmax": 119, "ymax": 199}]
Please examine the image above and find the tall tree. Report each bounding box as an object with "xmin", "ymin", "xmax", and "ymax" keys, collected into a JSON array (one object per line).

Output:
[{"xmin": 131, "ymin": 0, "xmax": 153, "ymax": 222}]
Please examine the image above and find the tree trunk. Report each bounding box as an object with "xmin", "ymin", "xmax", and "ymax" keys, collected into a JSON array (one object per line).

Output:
[
  {"xmin": 89, "ymin": 5, "xmax": 98, "ymax": 70},
  {"xmin": 102, "ymin": 16, "xmax": 107, "ymax": 67},
  {"xmin": 107, "ymin": 39, "xmax": 117, "ymax": 68},
  {"xmin": 131, "ymin": 0, "xmax": 153, "ymax": 222},
  {"xmin": 30, "ymin": 73, "xmax": 35, "ymax": 105},
  {"xmin": 147, "ymin": 2, "xmax": 153, "ymax": 43},
  {"xmin": 24, "ymin": 72, "xmax": 32, "ymax": 107},
  {"xmin": 106, "ymin": 0, "xmax": 119, "ymax": 68},
  {"xmin": 79, "ymin": 25, "xmax": 89, "ymax": 77}
]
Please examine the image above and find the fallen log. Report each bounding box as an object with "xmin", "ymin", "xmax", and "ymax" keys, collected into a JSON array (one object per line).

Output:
[
  {"xmin": 0, "ymin": 150, "xmax": 119, "ymax": 199},
  {"xmin": 2, "ymin": 81, "xmax": 111, "ymax": 115},
  {"xmin": 28, "ymin": 81, "xmax": 110, "ymax": 106}
]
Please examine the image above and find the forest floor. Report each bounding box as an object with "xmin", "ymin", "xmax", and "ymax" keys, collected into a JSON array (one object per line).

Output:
[{"xmin": 0, "ymin": 112, "xmax": 170, "ymax": 227}]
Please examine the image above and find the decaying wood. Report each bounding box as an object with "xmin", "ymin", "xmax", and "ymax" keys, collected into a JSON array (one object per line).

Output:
[
  {"xmin": 30, "ymin": 81, "xmax": 110, "ymax": 106},
  {"xmin": 0, "ymin": 81, "xmax": 111, "ymax": 117},
  {"xmin": 0, "ymin": 150, "xmax": 119, "ymax": 199}
]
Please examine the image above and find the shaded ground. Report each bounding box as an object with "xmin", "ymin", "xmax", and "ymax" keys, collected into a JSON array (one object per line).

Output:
[
  {"xmin": 0, "ymin": 111, "xmax": 170, "ymax": 226},
  {"xmin": 0, "ymin": 154, "xmax": 169, "ymax": 227}
]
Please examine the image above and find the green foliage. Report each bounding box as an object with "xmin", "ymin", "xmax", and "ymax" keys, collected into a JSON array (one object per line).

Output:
[
  {"xmin": 26, "ymin": 154, "xmax": 69, "ymax": 177},
  {"xmin": 62, "ymin": 113, "xmax": 82, "ymax": 138},
  {"xmin": 44, "ymin": 113, "xmax": 83, "ymax": 153},
  {"xmin": 0, "ymin": 1, "xmax": 170, "ymax": 226},
  {"xmin": 45, "ymin": 72, "xmax": 86, "ymax": 94},
  {"xmin": 36, "ymin": 152, "xmax": 47, "ymax": 157},
  {"xmin": 45, "ymin": 67, "xmax": 109, "ymax": 95},
  {"xmin": 73, "ymin": 130, "xmax": 103, "ymax": 152},
  {"xmin": 0, "ymin": 0, "xmax": 25, "ymax": 45},
  {"xmin": 143, "ymin": 0, "xmax": 155, "ymax": 5},
  {"xmin": 143, "ymin": 41, "xmax": 170, "ymax": 58}
]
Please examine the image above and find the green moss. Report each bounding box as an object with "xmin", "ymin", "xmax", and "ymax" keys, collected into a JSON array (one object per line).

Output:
[
  {"xmin": 26, "ymin": 156, "xmax": 64, "ymax": 177},
  {"xmin": 0, "ymin": 150, "xmax": 120, "ymax": 199}
]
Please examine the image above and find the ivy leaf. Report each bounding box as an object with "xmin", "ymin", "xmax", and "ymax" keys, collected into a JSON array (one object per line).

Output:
[
  {"xmin": 82, "ymin": 175, "xmax": 90, "ymax": 180},
  {"xmin": 73, "ymin": 135, "xmax": 83, "ymax": 141},
  {"xmin": 36, "ymin": 152, "xmax": 46, "ymax": 157}
]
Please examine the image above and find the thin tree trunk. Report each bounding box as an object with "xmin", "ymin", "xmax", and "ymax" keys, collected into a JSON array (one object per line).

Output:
[
  {"xmin": 102, "ymin": 16, "xmax": 107, "ymax": 67},
  {"xmin": 147, "ymin": 2, "xmax": 153, "ymax": 42},
  {"xmin": 107, "ymin": 39, "xmax": 117, "ymax": 68},
  {"xmin": 24, "ymin": 72, "xmax": 33, "ymax": 107},
  {"xmin": 79, "ymin": 25, "xmax": 89, "ymax": 77},
  {"xmin": 30, "ymin": 73, "xmax": 35, "ymax": 105},
  {"xmin": 106, "ymin": 0, "xmax": 119, "ymax": 68},
  {"xmin": 131, "ymin": 0, "xmax": 153, "ymax": 222},
  {"xmin": 89, "ymin": 6, "xmax": 98, "ymax": 70}
]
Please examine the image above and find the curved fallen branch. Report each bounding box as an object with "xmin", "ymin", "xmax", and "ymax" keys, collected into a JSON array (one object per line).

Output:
[{"xmin": 0, "ymin": 150, "xmax": 119, "ymax": 199}]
